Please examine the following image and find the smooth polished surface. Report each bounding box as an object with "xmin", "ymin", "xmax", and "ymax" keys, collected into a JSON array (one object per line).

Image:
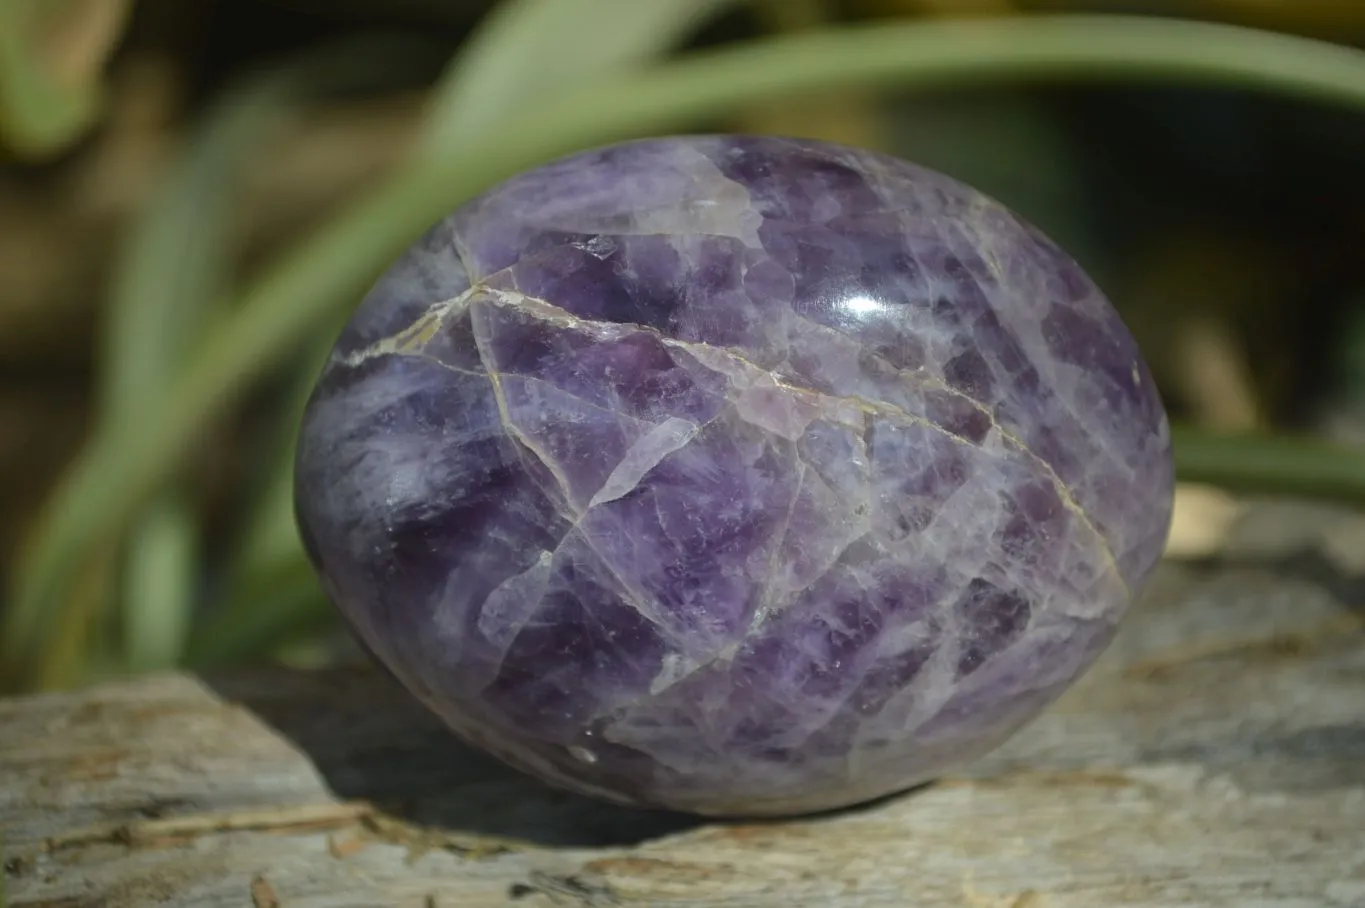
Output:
[{"xmin": 294, "ymin": 135, "xmax": 1173, "ymax": 815}]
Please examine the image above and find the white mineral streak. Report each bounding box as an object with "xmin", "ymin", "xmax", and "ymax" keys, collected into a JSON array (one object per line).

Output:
[
  {"xmin": 476, "ymin": 550, "xmax": 555, "ymax": 650},
  {"xmin": 356, "ymin": 285, "xmax": 1125, "ymax": 604},
  {"xmin": 748, "ymin": 462, "xmax": 867, "ymax": 632},
  {"xmin": 650, "ymin": 652, "xmax": 702, "ymax": 695},
  {"xmin": 767, "ymin": 304, "xmax": 1128, "ymax": 596},
  {"xmin": 526, "ymin": 146, "xmax": 765, "ymax": 248},
  {"xmin": 713, "ymin": 366, "xmax": 838, "ymax": 442},
  {"xmin": 303, "ymin": 363, "xmax": 460, "ymax": 557},
  {"xmin": 333, "ymin": 286, "xmax": 478, "ymax": 369},
  {"xmin": 746, "ymin": 462, "xmax": 810, "ymax": 632},
  {"xmin": 1050, "ymin": 532, "xmax": 1130, "ymax": 621},
  {"xmin": 849, "ymin": 643, "xmax": 959, "ymax": 766},
  {"xmin": 568, "ymin": 745, "xmax": 599, "ymax": 764},
  {"xmin": 589, "ymin": 417, "xmax": 699, "ymax": 508},
  {"xmin": 946, "ymin": 207, "xmax": 1166, "ymax": 570},
  {"xmin": 482, "ymin": 370, "xmax": 580, "ymax": 510}
]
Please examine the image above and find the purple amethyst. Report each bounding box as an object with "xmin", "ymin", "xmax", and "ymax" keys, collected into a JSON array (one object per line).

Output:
[{"xmin": 294, "ymin": 136, "xmax": 1173, "ymax": 816}]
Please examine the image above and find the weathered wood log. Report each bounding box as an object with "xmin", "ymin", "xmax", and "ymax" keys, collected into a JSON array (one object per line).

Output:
[{"xmin": 3, "ymin": 544, "xmax": 1365, "ymax": 906}]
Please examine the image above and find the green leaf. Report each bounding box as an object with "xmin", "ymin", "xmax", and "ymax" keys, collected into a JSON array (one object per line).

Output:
[
  {"xmin": 101, "ymin": 60, "xmax": 307, "ymax": 677},
  {"xmin": 11, "ymin": 15, "xmax": 1365, "ymax": 687},
  {"xmin": 101, "ymin": 90, "xmax": 286, "ymax": 425},
  {"xmin": 186, "ymin": 556, "xmax": 333, "ymax": 670},
  {"xmin": 1171, "ymin": 426, "xmax": 1365, "ymax": 506},
  {"xmin": 118, "ymin": 496, "xmax": 198, "ymax": 674},
  {"xmin": 419, "ymin": 0, "xmax": 739, "ymax": 156},
  {"xmin": 9, "ymin": 38, "xmax": 437, "ymax": 687},
  {"xmin": 0, "ymin": 0, "xmax": 129, "ymax": 158},
  {"xmin": 196, "ymin": 326, "xmax": 339, "ymax": 666}
]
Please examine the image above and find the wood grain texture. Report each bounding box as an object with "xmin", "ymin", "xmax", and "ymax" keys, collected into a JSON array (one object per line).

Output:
[{"xmin": 3, "ymin": 548, "xmax": 1365, "ymax": 906}]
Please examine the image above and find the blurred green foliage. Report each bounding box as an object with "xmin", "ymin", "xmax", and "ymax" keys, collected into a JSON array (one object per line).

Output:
[
  {"xmin": 0, "ymin": 0, "xmax": 130, "ymax": 158},
  {"xmin": 2, "ymin": 0, "xmax": 1365, "ymax": 692}
]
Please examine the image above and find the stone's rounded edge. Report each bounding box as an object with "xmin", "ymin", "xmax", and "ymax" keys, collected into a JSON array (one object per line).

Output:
[
  {"xmin": 293, "ymin": 134, "xmax": 1175, "ymax": 817},
  {"xmin": 653, "ymin": 778, "xmax": 932, "ymax": 821}
]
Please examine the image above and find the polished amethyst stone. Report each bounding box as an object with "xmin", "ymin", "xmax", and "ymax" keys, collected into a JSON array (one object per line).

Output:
[{"xmin": 294, "ymin": 136, "xmax": 1173, "ymax": 816}]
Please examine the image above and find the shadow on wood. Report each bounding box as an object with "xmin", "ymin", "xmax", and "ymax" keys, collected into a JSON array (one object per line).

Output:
[{"xmin": 203, "ymin": 666, "xmax": 705, "ymax": 848}]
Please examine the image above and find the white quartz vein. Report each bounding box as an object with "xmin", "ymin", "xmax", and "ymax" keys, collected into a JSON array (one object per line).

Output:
[
  {"xmin": 332, "ymin": 287, "xmax": 477, "ymax": 369},
  {"xmin": 783, "ymin": 308, "xmax": 1128, "ymax": 597},
  {"xmin": 476, "ymin": 549, "xmax": 555, "ymax": 651},
  {"xmin": 459, "ymin": 320, "xmax": 703, "ymax": 655},
  {"xmin": 589, "ymin": 417, "xmax": 699, "ymax": 508},
  {"xmin": 496, "ymin": 371, "xmax": 652, "ymax": 425},
  {"xmin": 341, "ymin": 281, "xmax": 1127, "ymax": 638},
  {"xmin": 748, "ymin": 460, "xmax": 807, "ymax": 634}
]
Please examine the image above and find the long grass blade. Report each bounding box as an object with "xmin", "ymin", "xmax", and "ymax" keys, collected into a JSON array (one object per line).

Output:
[
  {"xmin": 418, "ymin": 0, "xmax": 737, "ymax": 155},
  {"xmin": 103, "ymin": 66, "xmax": 304, "ymax": 677}
]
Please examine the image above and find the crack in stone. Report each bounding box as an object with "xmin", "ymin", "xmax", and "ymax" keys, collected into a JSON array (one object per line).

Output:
[
  {"xmin": 689, "ymin": 336, "xmax": 1126, "ymax": 597},
  {"xmin": 608, "ymin": 640, "xmax": 741, "ymax": 718},
  {"xmin": 484, "ymin": 368, "xmax": 578, "ymax": 512},
  {"xmin": 550, "ymin": 523, "xmax": 686, "ymax": 651},
  {"xmin": 464, "ymin": 308, "xmax": 724, "ymax": 523},
  {"xmin": 470, "ymin": 287, "xmax": 989, "ymax": 446},
  {"xmin": 397, "ymin": 353, "xmax": 483, "ymax": 378},
  {"xmin": 783, "ymin": 311, "xmax": 1127, "ymax": 596},
  {"xmin": 748, "ymin": 460, "xmax": 808, "ymax": 634},
  {"xmin": 460, "ymin": 405, "xmax": 689, "ymax": 669},
  {"xmin": 595, "ymin": 534, "xmax": 874, "ymax": 713},
  {"xmin": 333, "ymin": 287, "xmax": 477, "ymax": 369},
  {"xmin": 450, "ymin": 231, "xmax": 476, "ymax": 280},
  {"xmin": 532, "ymin": 214, "xmax": 763, "ymax": 247},
  {"xmin": 589, "ymin": 417, "xmax": 700, "ymax": 509},
  {"xmin": 485, "ymin": 445, "xmax": 699, "ymax": 654},
  {"xmin": 351, "ymin": 226, "xmax": 1116, "ymax": 580},
  {"xmin": 457, "ymin": 299, "xmax": 735, "ymax": 657},
  {"xmin": 855, "ymin": 412, "xmax": 877, "ymax": 522},
  {"xmin": 475, "ymin": 549, "xmax": 555, "ymax": 654},
  {"xmin": 490, "ymin": 370, "xmax": 652, "ymax": 425},
  {"xmin": 341, "ymin": 280, "xmax": 1127, "ymax": 626},
  {"xmin": 466, "ymin": 321, "xmax": 649, "ymax": 628}
]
